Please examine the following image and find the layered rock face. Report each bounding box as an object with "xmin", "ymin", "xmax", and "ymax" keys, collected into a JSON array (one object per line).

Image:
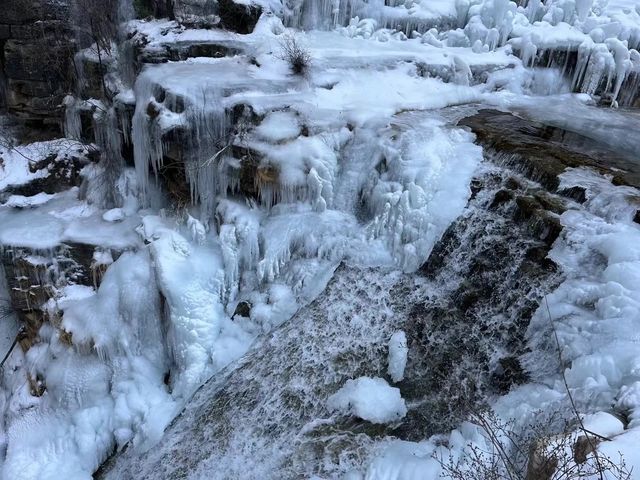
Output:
[{"xmin": 0, "ymin": 0, "xmax": 75, "ymax": 130}]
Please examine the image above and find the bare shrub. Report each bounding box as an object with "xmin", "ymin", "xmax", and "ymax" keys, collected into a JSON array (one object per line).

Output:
[
  {"xmin": 436, "ymin": 410, "xmax": 632, "ymax": 480},
  {"xmin": 278, "ymin": 34, "xmax": 311, "ymax": 76}
]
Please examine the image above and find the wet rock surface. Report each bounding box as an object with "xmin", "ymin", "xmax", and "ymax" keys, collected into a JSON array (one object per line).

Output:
[
  {"xmin": 173, "ymin": 0, "xmax": 263, "ymax": 32},
  {"xmin": 217, "ymin": 0, "xmax": 262, "ymax": 34},
  {"xmin": 459, "ymin": 109, "xmax": 640, "ymax": 190}
]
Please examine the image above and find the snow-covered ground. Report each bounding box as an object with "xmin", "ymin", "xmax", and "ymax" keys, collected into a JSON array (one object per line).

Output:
[{"xmin": 1, "ymin": 0, "xmax": 640, "ymax": 478}]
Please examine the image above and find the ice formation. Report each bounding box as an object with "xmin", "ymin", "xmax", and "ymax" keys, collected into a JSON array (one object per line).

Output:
[
  {"xmin": 387, "ymin": 330, "xmax": 408, "ymax": 383},
  {"xmin": 365, "ymin": 115, "xmax": 482, "ymax": 271},
  {"xmin": 1, "ymin": 251, "xmax": 175, "ymax": 479},
  {"xmin": 497, "ymin": 167, "xmax": 640, "ymax": 476}
]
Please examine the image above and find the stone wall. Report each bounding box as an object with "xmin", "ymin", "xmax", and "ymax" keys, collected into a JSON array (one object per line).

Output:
[{"xmin": 0, "ymin": 0, "xmax": 75, "ymax": 129}]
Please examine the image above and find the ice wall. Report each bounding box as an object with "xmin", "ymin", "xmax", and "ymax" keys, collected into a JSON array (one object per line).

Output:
[
  {"xmin": 284, "ymin": 0, "xmax": 462, "ymax": 32},
  {"xmin": 1, "ymin": 251, "xmax": 175, "ymax": 479}
]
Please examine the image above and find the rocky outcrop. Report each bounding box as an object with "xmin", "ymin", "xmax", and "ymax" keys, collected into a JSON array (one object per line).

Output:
[
  {"xmin": 0, "ymin": 142, "xmax": 105, "ymax": 358},
  {"xmin": 174, "ymin": 0, "xmax": 219, "ymax": 28},
  {"xmin": 2, "ymin": 243, "xmax": 95, "ymax": 352},
  {"xmin": 174, "ymin": 0, "xmax": 263, "ymax": 33},
  {"xmin": 134, "ymin": 0, "xmax": 175, "ymax": 18},
  {"xmin": 217, "ymin": 0, "xmax": 262, "ymax": 34},
  {"xmin": 0, "ymin": 0, "xmax": 75, "ymax": 130}
]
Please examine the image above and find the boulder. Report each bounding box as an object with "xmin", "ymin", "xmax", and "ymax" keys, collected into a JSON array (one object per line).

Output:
[
  {"xmin": 218, "ymin": 0, "xmax": 262, "ymax": 34},
  {"xmin": 174, "ymin": 0, "xmax": 220, "ymax": 28},
  {"xmin": 1, "ymin": 151, "xmax": 89, "ymax": 198}
]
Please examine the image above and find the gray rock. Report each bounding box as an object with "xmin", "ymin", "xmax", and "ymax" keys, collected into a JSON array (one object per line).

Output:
[{"xmin": 173, "ymin": 0, "xmax": 263, "ymax": 33}]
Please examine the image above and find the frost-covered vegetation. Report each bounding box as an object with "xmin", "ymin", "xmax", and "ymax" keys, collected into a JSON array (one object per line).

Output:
[{"xmin": 0, "ymin": 0, "xmax": 640, "ymax": 478}]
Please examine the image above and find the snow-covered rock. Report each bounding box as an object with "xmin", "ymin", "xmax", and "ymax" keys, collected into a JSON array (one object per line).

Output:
[
  {"xmin": 3, "ymin": 0, "xmax": 640, "ymax": 477},
  {"xmin": 327, "ymin": 376, "xmax": 407, "ymax": 424}
]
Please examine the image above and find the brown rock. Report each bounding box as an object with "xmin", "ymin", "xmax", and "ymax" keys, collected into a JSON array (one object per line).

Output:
[
  {"xmin": 573, "ymin": 435, "xmax": 600, "ymax": 464},
  {"xmin": 526, "ymin": 438, "xmax": 558, "ymax": 480},
  {"xmin": 489, "ymin": 188, "xmax": 513, "ymax": 209},
  {"xmin": 458, "ymin": 110, "xmax": 640, "ymax": 190}
]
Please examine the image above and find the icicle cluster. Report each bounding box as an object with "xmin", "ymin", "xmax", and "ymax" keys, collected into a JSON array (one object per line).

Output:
[
  {"xmin": 131, "ymin": 69, "xmax": 236, "ymax": 220},
  {"xmin": 573, "ymin": 38, "xmax": 640, "ymax": 105}
]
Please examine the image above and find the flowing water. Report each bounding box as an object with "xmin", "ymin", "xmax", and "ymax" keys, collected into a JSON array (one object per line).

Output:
[{"xmin": 100, "ymin": 144, "xmax": 574, "ymax": 478}]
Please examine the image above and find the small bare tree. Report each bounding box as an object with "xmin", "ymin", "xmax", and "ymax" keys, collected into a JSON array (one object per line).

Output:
[{"xmin": 278, "ymin": 34, "xmax": 311, "ymax": 76}]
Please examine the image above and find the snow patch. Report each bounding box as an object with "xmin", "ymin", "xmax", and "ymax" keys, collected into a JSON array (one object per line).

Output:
[{"xmin": 328, "ymin": 376, "xmax": 407, "ymax": 424}]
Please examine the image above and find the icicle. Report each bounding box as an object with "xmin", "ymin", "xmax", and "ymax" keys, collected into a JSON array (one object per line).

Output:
[
  {"xmin": 575, "ymin": 0, "xmax": 593, "ymax": 22},
  {"xmin": 85, "ymin": 105, "xmax": 126, "ymax": 209},
  {"xmin": 131, "ymin": 71, "xmax": 166, "ymax": 199},
  {"xmin": 572, "ymin": 38, "xmax": 594, "ymax": 90},
  {"xmin": 117, "ymin": 102, "xmax": 132, "ymax": 145},
  {"xmin": 456, "ymin": 0, "xmax": 471, "ymax": 27},
  {"xmin": 452, "ymin": 56, "xmax": 472, "ymax": 85},
  {"xmin": 63, "ymin": 96, "xmax": 83, "ymax": 141},
  {"xmin": 619, "ymin": 49, "xmax": 640, "ymax": 106},
  {"xmin": 485, "ymin": 27, "xmax": 500, "ymax": 51},
  {"xmin": 186, "ymin": 214, "xmax": 207, "ymax": 245},
  {"xmin": 219, "ymin": 224, "xmax": 240, "ymax": 300},
  {"xmin": 307, "ymin": 168, "xmax": 326, "ymax": 212},
  {"xmin": 580, "ymin": 43, "xmax": 615, "ymax": 96},
  {"xmin": 605, "ymin": 38, "xmax": 632, "ymax": 103},
  {"xmin": 521, "ymin": 36, "xmax": 538, "ymax": 67},
  {"xmin": 525, "ymin": 0, "xmax": 544, "ymax": 23},
  {"xmin": 182, "ymin": 94, "xmax": 231, "ymax": 223}
]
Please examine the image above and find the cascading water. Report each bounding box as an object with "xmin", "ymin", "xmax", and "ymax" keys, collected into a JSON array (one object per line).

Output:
[{"xmin": 98, "ymin": 149, "xmax": 569, "ymax": 479}]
